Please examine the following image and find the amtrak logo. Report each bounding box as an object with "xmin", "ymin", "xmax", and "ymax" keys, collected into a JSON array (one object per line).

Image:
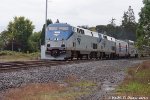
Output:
[
  {"xmin": 54, "ymin": 31, "xmax": 60, "ymax": 36},
  {"xmin": 77, "ymin": 38, "xmax": 81, "ymax": 45}
]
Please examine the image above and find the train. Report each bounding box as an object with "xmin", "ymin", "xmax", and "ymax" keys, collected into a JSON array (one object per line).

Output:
[{"xmin": 41, "ymin": 23, "xmax": 140, "ymax": 60}]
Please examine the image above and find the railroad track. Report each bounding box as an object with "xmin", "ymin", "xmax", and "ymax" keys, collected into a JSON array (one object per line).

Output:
[
  {"xmin": 0, "ymin": 57, "xmax": 149, "ymax": 72},
  {"xmin": 0, "ymin": 60, "xmax": 64, "ymax": 71},
  {"xmin": 0, "ymin": 60, "xmax": 89, "ymax": 72}
]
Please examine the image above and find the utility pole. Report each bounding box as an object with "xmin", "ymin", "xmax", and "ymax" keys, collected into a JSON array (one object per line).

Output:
[{"xmin": 45, "ymin": 0, "xmax": 48, "ymax": 45}]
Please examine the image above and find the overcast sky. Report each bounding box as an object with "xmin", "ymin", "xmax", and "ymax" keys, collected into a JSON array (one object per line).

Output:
[{"xmin": 0, "ymin": 0, "xmax": 143, "ymax": 32}]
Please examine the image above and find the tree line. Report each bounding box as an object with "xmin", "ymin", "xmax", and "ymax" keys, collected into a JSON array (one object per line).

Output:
[
  {"xmin": 0, "ymin": 0, "xmax": 149, "ymax": 52},
  {"xmin": 90, "ymin": 6, "xmax": 137, "ymax": 41},
  {"xmin": 136, "ymin": 0, "xmax": 150, "ymax": 50},
  {"xmin": 0, "ymin": 17, "xmax": 53, "ymax": 53}
]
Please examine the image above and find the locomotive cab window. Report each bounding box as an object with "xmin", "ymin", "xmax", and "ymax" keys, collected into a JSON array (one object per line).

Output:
[{"xmin": 77, "ymin": 28, "xmax": 85, "ymax": 34}]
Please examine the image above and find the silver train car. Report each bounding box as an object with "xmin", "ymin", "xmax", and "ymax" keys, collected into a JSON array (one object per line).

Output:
[{"xmin": 41, "ymin": 23, "xmax": 138, "ymax": 60}]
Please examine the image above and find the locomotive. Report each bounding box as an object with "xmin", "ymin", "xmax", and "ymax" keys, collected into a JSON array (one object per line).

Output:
[{"xmin": 41, "ymin": 23, "xmax": 138, "ymax": 60}]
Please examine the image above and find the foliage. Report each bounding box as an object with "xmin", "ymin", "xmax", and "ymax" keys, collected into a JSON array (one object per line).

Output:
[
  {"xmin": 0, "ymin": 50, "xmax": 15, "ymax": 56},
  {"xmin": 136, "ymin": 0, "xmax": 150, "ymax": 49},
  {"xmin": 0, "ymin": 50, "xmax": 39, "ymax": 56},
  {"xmin": 116, "ymin": 61, "xmax": 150, "ymax": 96},
  {"xmin": 6, "ymin": 16, "xmax": 34, "ymax": 52},
  {"xmin": 121, "ymin": 6, "xmax": 137, "ymax": 41},
  {"xmin": 0, "ymin": 50, "xmax": 40, "ymax": 61},
  {"xmin": 106, "ymin": 24, "xmax": 117, "ymax": 38},
  {"xmin": 96, "ymin": 25, "xmax": 122, "ymax": 39},
  {"xmin": 3, "ymin": 80, "xmax": 95, "ymax": 100},
  {"xmin": 96, "ymin": 6, "xmax": 137, "ymax": 41},
  {"xmin": 96, "ymin": 25, "xmax": 107, "ymax": 33},
  {"xmin": 28, "ymin": 31, "xmax": 41, "ymax": 52},
  {"xmin": 0, "ymin": 30, "xmax": 10, "ymax": 50},
  {"xmin": 41, "ymin": 19, "xmax": 53, "ymax": 45},
  {"xmin": 0, "ymin": 17, "xmax": 54, "ymax": 52},
  {"xmin": 0, "ymin": 35, "xmax": 4, "ymax": 50}
]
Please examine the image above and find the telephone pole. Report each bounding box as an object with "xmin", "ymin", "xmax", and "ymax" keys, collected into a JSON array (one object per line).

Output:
[{"xmin": 45, "ymin": 0, "xmax": 48, "ymax": 45}]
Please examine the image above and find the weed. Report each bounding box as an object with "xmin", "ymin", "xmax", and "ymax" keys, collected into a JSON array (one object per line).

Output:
[{"xmin": 116, "ymin": 60, "xmax": 150, "ymax": 96}]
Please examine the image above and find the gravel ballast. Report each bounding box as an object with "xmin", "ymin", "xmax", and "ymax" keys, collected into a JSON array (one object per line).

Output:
[{"xmin": 0, "ymin": 59, "xmax": 145, "ymax": 99}]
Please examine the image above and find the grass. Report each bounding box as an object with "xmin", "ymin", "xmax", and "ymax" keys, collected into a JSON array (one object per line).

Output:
[
  {"xmin": 0, "ymin": 51, "xmax": 40, "ymax": 62},
  {"xmin": 116, "ymin": 60, "xmax": 150, "ymax": 96},
  {"xmin": 71, "ymin": 80, "xmax": 97, "ymax": 89},
  {"xmin": 3, "ymin": 75, "xmax": 97, "ymax": 100}
]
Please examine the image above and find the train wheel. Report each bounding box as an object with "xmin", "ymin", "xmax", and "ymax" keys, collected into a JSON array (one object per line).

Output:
[
  {"xmin": 70, "ymin": 57, "xmax": 73, "ymax": 60},
  {"xmin": 71, "ymin": 51, "xmax": 74, "ymax": 60},
  {"xmin": 80, "ymin": 55, "xmax": 83, "ymax": 60},
  {"xmin": 86, "ymin": 54, "xmax": 89, "ymax": 60},
  {"xmin": 76, "ymin": 51, "xmax": 80, "ymax": 60},
  {"xmin": 99, "ymin": 52, "xmax": 102, "ymax": 59}
]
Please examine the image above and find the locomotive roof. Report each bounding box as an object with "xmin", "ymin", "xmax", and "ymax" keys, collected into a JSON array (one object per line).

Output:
[
  {"xmin": 74, "ymin": 26, "xmax": 102, "ymax": 38},
  {"xmin": 48, "ymin": 23, "xmax": 71, "ymax": 27},
  {"xmin": 47, "ymin": 23, "xmax": 129, "ymax": 43}
]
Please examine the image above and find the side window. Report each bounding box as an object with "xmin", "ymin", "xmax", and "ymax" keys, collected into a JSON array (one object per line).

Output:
[
  {"xmin": 126, "ymin": 45, "xmax": 128, "ymax": 53},
  {"xmin": 93, "ymin": 43, "xmax": 97, "ymax": 49},
  {"xmin": 77, "ymin": 28, "xmax": 84, "ymax": 34}
]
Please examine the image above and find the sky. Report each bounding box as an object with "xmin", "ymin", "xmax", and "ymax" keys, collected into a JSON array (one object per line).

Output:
[{"xmin": 0, "ymin": 0, "xmax": 143, "ymax": 32}]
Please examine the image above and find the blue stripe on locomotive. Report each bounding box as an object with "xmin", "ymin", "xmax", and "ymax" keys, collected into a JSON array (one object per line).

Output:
[{"xmin": 47, "ymin": 23, "xmax": 73, "ymax": 41}]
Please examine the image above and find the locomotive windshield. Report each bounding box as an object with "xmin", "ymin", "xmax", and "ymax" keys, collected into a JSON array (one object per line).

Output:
[{"xmin": 47, "ymin": 23, "xmax": 73, "ymax": 41}]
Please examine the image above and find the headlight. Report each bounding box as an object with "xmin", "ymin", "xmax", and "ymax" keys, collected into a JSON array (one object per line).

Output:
[
  {"xmin": 62, "ymin": 41, "xmax": 65, "ymax": 44},
  {"xmin": 47, "ymin": 41, "xmax": 50, "ymax": 44}
]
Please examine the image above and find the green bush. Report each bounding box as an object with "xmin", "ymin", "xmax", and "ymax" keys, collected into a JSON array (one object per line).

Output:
[
  {"xmin": 0, "ymin": 50, "xmax": 40, "ymax": 57},
  {"xmin": 0, "ymin": 51, "xmax": 15, "ymax": 56}
]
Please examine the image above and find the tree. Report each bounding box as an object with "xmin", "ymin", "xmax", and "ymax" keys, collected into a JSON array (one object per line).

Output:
[
  {"xmin": 0, "ymin": 30, "xmax": 10, "ymax": 49},
  {"xmin": 96, "ymin": 25, "xmax": 107, "ymax": 33},
  {"xmin": 106, "ymin": 18, "xmax": 117, "ymax": 38},
  {"xmin": 7, "ymin": 16, "xmax": 34, "ymax": 52},
  {"xmin": 41, "ymin": 19, "xmax": 53, "ymax": 45},
  {"xmin": 136, "ymin": 0, "xmax": 150, "ymax": 49},
  {"xmin": 96, "ymin": 18, "xmax": 120, "ymax": 38},
  {"xmin": 121, "ymin": 6, "xmax": 137, "ymax": 41},
  {"xmin": 28, "ymin": 31, "xmax": 41, "ymax": 52}
]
